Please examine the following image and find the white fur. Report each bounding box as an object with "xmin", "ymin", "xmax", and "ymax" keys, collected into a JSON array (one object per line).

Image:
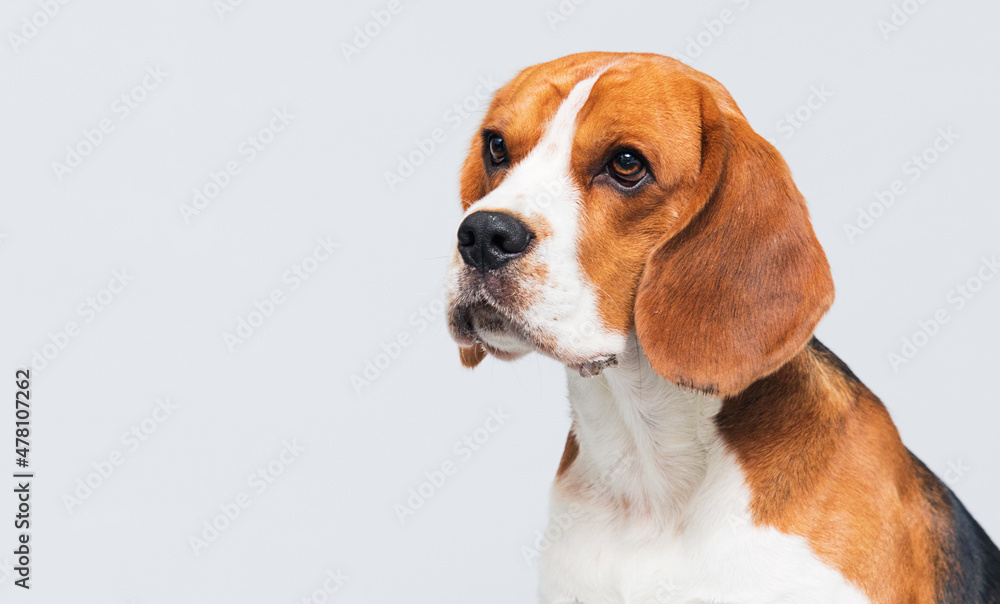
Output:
[
  {"xmin": 447, "ymin": 71, "xmax": 627, "ymax": 364},
  {"xmin": 539, "ymin": 336, "xmax": 871, "ymax": 604}
]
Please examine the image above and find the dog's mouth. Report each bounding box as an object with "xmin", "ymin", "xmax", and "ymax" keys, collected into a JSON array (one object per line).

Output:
[
  {"xmin": 448, "ymin": 297, "xmax": 619, "ymax": 376},
  {"xmin": 449, "ymin": 300, "xmax": 534, "ymax": 361}
]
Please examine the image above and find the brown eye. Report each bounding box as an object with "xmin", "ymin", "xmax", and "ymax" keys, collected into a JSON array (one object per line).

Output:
[
  {"xmin": 609, "ymin": 151, "xmax": 647, "ymax": 186},
  {"xmin": 488, "ymin": 134, "xmax": 507, "ymax": 165}
]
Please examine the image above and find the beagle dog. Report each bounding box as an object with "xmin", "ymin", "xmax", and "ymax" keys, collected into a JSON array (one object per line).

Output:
[{"xmin": 443, "ymin": 53, "xmax": 1000, "ymax": 603}]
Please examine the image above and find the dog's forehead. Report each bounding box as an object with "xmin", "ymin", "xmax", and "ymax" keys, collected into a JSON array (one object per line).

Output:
[
  {"xmin": 488, "ymin": 54, "xmax": 616, "ymax": 120},
  {"xmin": 479, "ymin": 54, "xmax": 704, "ymax": 162}
]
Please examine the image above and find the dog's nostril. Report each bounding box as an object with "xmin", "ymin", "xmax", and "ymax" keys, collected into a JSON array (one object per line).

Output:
[
  {"xmin": 456, "ymin": 211, "xmax": 533, "ymax": 272},
  {"xmin": 497, "ymin": 230, "xmax": 531, "ymax": 254},
  {"xmin": 492, "ymin": 234, "xmax": 509, "ymax": 253},
  {"xmin": 457, "ymin": 227, "xmax": 475, "ymax": 247}
]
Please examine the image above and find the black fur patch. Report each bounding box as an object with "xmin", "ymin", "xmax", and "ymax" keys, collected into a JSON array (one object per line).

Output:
[
  {"xmin": 939, "ymin": 480, "xmax": 1000, "ymax": 602},
  {"xmin": 807, "ymin": 337, "xmax": 863, "ymax": 388}
]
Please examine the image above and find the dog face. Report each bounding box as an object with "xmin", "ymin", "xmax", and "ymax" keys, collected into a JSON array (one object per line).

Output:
[{"xmin": 445, "ymin": 52, "xmax": 834, "ymax": 396}]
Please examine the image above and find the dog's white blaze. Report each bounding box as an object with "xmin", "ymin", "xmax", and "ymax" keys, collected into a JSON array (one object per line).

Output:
[
  {"xmin": 456, "ymin": 71, "xmax": 627, "ymax": 362},
  {"xmin": 539, "ymin": 336, "xmax": 871, "ymax": 604}
]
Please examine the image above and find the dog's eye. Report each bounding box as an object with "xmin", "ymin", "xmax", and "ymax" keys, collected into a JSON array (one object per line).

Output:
[
  {"xmin": 608, "ymin": 151, "xmax": 647, "ymax": 186},
  {"xmin": 488, "ymin": 134, "xmax": 508, "ymax": 165}
]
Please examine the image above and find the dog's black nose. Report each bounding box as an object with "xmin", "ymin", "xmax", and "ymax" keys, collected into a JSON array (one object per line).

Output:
[{"xmin": 457, "ymin": 211, "xmax": 532, "ymax": 273}]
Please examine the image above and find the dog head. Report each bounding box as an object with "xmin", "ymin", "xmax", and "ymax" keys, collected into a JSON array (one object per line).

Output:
[{"xmin": 445, "ymin": 52, "xmax": 834, "ymax": 397}]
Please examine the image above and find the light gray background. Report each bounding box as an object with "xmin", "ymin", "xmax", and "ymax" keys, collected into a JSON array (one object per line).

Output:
[{"xmin": 1, "ymin": 0, "xmax": 997, "ymax": 601}]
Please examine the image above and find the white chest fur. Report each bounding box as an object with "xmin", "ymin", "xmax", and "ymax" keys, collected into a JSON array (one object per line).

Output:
[{"xmin": 538, "ymin": 336, "xmax": 870, "ymax": 604}]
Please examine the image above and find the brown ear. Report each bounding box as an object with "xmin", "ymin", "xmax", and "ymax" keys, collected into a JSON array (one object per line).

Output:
[
  {"xmin": 634, "ymin": 88, "xmax": 834, "ymax": 397},
  {"xmin": 458, "ymin": 343, "xmax": 486, "ymax": 368}
]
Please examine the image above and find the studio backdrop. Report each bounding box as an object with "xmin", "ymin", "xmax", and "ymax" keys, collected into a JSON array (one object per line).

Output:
[{"xmin": 0, "ymin": 0, "xmax": 997, "ymax": 602}]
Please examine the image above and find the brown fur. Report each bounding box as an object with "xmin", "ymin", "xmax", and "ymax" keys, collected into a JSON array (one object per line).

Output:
[
  {"xmin": 717, "ymin": 343, "xmax": 953, "ymax": 603},
  {"xmin": 458, "ymin": 343, "xmax": 486, "ymax": 368},
  {"xmin": 556, "ymin": 431, "xmax": 579, "ymax": 478}
]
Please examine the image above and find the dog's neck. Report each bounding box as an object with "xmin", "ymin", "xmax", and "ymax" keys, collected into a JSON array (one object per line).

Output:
[{"xmin": 562, "ymin": 333, "xmax": 724, "ymax": 521}]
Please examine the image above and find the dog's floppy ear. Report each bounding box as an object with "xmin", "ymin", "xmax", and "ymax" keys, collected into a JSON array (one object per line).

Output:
[
  {"xmin": 458, "ymin": 343, "xmax": 486, "ymax": 368},
  {"xmin": 634, "ymin": 87, "xmax": 834, "ymax": 397}
]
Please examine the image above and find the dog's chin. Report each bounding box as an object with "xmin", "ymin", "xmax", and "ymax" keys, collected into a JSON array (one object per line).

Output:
[
  {"xmin": 449, "ymin": 301, "xmax": 533, "ymax": 361},
  {"xmin": 476, "ymin": 339, "xmax": 531, "ymax": 362},
  {"xmin": 448, "ymin": 301, "xmax": 619, "ymax": 375}
]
